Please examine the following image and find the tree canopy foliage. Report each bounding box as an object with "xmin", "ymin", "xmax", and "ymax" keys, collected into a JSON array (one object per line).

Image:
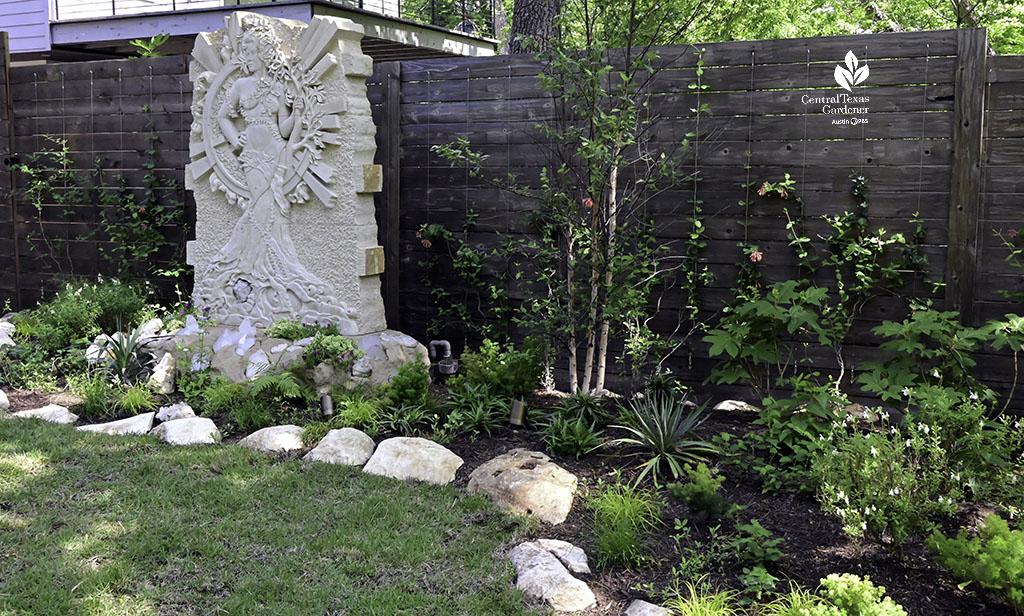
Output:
[{"xmin": 509, "ymin": 0, "xmax": 1024, "ymax": 54}]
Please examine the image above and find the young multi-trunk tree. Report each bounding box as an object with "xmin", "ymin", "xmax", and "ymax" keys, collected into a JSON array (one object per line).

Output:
[{"xmin": 439, "ymin": 0, "xmax": 718, "ymax": 393}]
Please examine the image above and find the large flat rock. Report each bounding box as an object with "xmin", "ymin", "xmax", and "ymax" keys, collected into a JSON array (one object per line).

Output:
[
  {"xmin": 509, "ymin": 541, "xmax": 596, "ymax": 612},
  {"xmin": 304, "ymin": 428, "xmax": 375, "ymax": 466},
  {"xmin": 77, "ymin": 412, "xmax": 155, "ymax": 436},
  {"xmin": 11, "ymin": 404, "xmax": 78, "ymax": 425},
  {"xmin": 150, "ymin": 417, "xmax": 221, "ymax": 446},
  {"xmin": 362, "ymin": 437, "xmax": 462, "ymax": 485},
  {"xmin": 467, "ymin": 449, "xmax": 577, "ymax": 525},
  {"xmin": 238, "ymin": 425, "xmax": 304, "ymax": 453}
]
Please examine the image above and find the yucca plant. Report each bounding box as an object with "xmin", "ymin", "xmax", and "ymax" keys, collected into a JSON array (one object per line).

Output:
[
  {"xmin": 99, "ymin": 325, "xmax": 154, "ymax": 385},
  {"xmin": 612, "ymin": 395, "xmax": 717, "ymax": 485}
]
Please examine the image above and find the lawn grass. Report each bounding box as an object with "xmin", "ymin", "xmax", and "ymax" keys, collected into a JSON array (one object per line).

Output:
[{"xmin": 0, "ymin": 419, "xmax": 540, "ymax": 616}]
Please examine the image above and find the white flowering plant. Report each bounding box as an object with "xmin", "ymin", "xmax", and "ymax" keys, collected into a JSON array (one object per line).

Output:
[
  {"xmin": 910, "ymin": 385, "xmax": 1024, "ymax": 511},
  {"xmin": 813, "ymin": 416, "xmax": 961, "ymax": 554}
]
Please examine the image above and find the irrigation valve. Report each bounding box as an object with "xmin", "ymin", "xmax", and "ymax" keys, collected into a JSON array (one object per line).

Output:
[{"xmin": 428, "ymin": 340, "xmax": 459, "ymax": 376}]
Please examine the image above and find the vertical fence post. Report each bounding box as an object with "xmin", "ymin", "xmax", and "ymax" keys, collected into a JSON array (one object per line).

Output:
[
  {"xmin": 383, "ymin": 61, "xmax": 402, "ymax": 329},
  {"xmin": 946, "ymin": 27, "xmax": 988, "ymax": 324},
  {"xmin": 0, "ymin": 32, "xmax": 20, "ymax": 310}
]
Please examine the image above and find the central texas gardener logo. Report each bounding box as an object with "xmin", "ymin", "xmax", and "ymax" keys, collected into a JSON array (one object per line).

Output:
[{"xmin": 835, "ymin": 51, "xmax": 869, "ymax": 92}]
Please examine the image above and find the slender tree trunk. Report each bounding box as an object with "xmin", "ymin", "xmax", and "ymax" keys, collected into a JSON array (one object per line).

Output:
[
  {"xmin": 566, "ymin": 231, "xmax": 579, "ymax": 393},
  {"xmin": 581, "ymin": 197, "xmax": 602, "ymax": 393},
  {"xmin": 595, "ymin": 162, "xmax": 619, "ymax": 392},
  {"xmin": 508, "ymin": 0, "xmax": 564, "ymax": 54},
  {"xmin": 494, "ymin": 0, "xmax": 511, "ymax": 53}
]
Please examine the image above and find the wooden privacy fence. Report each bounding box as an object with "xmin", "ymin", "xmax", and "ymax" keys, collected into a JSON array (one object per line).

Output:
[
  {"xmin": 1, "ymin": 48, "xmax": 193, "ymax": 308},
  {"xmin": 2, "ymin": 28, "xmax": 1023, "ymax": 407},
  {"xmin": 370, "ymin": 28, "xmax": 1024, "ymax": 408}
]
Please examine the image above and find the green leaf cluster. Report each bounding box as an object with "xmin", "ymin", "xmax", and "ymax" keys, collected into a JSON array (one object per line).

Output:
[
  {"xmin": 930, "ymin": 514, "xmax": 1024, "ymax": 614},
  {"xmin": 446, "ymin": 339, "xmax": 543, "ymax": 400}
]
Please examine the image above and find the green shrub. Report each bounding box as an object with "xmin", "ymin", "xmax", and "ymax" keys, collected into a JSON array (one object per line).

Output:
[
  {"xmin": 265, "ymin": 318, "xmax": 339, "ymax": 341},
  {"xmin": 930, "ymin": 514, "xmax": 1024, "ymax": 614},
  {"xmin": 114, "ymin": 385, "xmax": 158, "ymax": 415},
  {"xmin": 558, "ymin": 391, "xmax": 613, "ymax": 426},
  {"xmin": 857, "ymin": 309, "xmax": 992, "ymax": 404},
  {"xmin": 738, "ymin": 566, "xmax": 779, "ymax": 604},
  {"xmin": 333, "ymin": 395, "xmax": 383, "ymax": 434},
  {"xmin": 908, "ymin": 386, "xmax": 1024, "ymax": 509},
  {"xmin": 202, "ymin": 377, "xmax": 248, "ymax": 415},
  {"xmin": 302, "ymin": 333, "xmax": 363, "ymax": 372},
  {"xmin": 809, "ymin": 573, "xmax": 907, "ymax": 616},
  {"xmin": 612, "ymin": 395, "xmax": 716, "ymax": 485},
  {"xmin": 667, "ymin": 463, "xmax": 729, "ymax": 521},
  {"xmin": 442, "ymin": 382, "xmax": 508, "ymax": 439},
  {"xmin": 385, "ymin": 361, "xmax": 433, "ymax": 409},
  {"xmin": 587, "ymin": 480, "xmax": 663, "ymax": 568},
  {"xmin": 72, "ymin": 372, "xmax": 115, "ymax": 419},
  {"xmin": 813, "ymin": 419, "xmax": 961, "ymax": 552},
  {"xmin": 230, "ymin": 398, "xmax": 275, "ymax": 433},
  {"xmin": 379, "ymin": 403, "xmax": 439, "ymax": 437},
  {"xmin": 541, "ymin": 415, "xmax": 603, "ymax": 459},
  {"xmin": 446, "ymin": 338, "xmax": 542, "ymax": 399},
  {"xmin": 85, "ymin": 280, "xmax": 147, "ymax": 334},
  {"xmin": 728, "ymin": 519, "xmax": 783, "ymax": 569}
]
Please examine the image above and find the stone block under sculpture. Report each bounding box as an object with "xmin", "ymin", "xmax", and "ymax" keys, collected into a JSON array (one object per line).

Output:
[{"xmin": 186, "ymin": 12, "xmax": 386, "ymax": 335}]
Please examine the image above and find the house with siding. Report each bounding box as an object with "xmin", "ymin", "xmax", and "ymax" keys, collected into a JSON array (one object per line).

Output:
[{"xmin": 2, "ymin": 0, "xmax": 497, "ymax": 61}]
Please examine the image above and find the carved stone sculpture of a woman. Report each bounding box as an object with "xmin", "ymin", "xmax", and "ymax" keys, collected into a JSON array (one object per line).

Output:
[{"xmin": 188, "ymin": 14, "xmax": 360, "ymax": 331}]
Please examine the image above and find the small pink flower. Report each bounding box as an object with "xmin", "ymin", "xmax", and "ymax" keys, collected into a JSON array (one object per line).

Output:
[
  {"xmin": 779, "ymin": 188, "xmax": 788, "ymax": 198},
  {"xmin": 750, "ymin": 250, "xmax": 763, "ymax": 263},
  {"xmin": 757, "ymin": 183, "xmax": 768, "ymax": 196},
  {"xmin": 421, "ymin": 239, "xmax": 432, "ymax": 248},
  {"xmin": 1009, "ymin": 228, "xmax": 1019, "ymax": 239},
  {"xmin": 582, "ymin": 197, "xmax": 594, "ymax": 209}
]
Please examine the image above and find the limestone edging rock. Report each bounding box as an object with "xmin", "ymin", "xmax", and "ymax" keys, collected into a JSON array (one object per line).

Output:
[
  {"xmin": 467, "ymin": 449, "xmax": 577, "ymax": 525},
  {"xmin": 508, "ymin": 541, "xmax": 596, "ymax": 612},
  {"xmin": 150, "ymin": 417, "xmax": 221, "ymax": 446},
  {"xmin": 11, "ymin": 404, "xmax": 78, "ymax": 424},
  {"xmin": 362, "ymin": 437, "xmax": 462, "ymax": 485},
  {"xmin": 77, "ymin": 412, "xmax": 155, "ymax": 436},
  {"xmin": 304, "ymin": 427, "xmax": 375, "ymax": 466},
  {"xmin": 238, "ymin": 425, "xmax": 304, "ymax": 453}
]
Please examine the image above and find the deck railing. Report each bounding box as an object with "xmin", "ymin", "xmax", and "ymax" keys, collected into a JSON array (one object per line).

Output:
[{"xmin": 52, "ymin": 0, "xmax": 497, "ymax": 38}]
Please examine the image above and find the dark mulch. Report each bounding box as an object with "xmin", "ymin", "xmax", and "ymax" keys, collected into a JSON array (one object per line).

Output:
[
  {"xmin": 446, "ymin": 392, "xmax": 1013, "ymax": 616},
  {"xmin": 5, "ymin": 387, "xmax": 1014, "ymax": 615}
]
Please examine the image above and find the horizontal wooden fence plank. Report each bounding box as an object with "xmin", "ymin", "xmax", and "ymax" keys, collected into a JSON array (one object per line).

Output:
[{"xmin": 9, "ymin": 55, "xmax": 188, "ymax": 83}]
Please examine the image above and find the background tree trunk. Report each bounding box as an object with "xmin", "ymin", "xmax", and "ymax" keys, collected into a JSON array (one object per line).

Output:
[{"xmin": 508, "ymin": 0, "xmax": 564, "ymax": 54}]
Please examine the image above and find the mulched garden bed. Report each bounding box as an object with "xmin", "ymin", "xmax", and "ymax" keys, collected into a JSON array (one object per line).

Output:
[{"xmin": 4, "ymin": 388, "xmax": 1014, "ymax": 615}]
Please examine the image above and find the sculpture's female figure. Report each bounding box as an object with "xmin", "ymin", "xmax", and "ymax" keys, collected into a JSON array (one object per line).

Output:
[{"xmin": 195, "ymin": 25, "xmax": 354, "ymax": 329}]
